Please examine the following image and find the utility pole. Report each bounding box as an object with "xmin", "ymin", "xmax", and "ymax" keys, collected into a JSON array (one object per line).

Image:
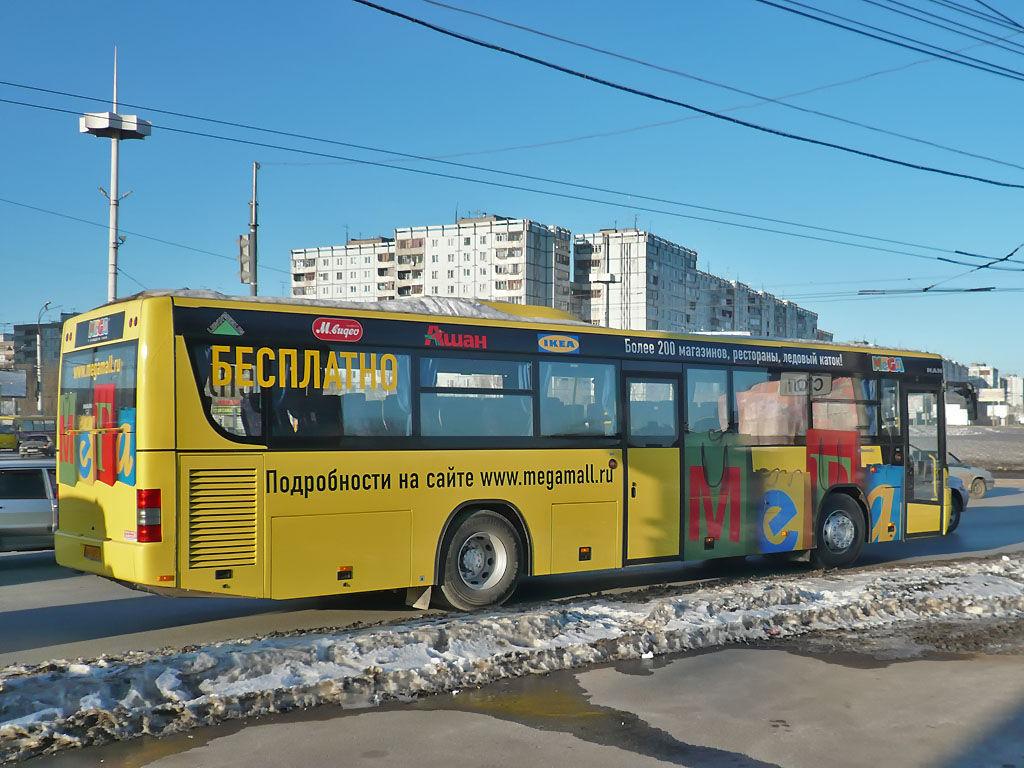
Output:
[
  {"xmin": 239, "ymin": 161, "xmax": 259, "ymax": 295},
  {"xmin": 36, "ymin": 301, "xmax": 51, "ymax": 414},
  {"xmin": 591, "ymin": 274, "xmax": 618, "ymax": 328},
  {"xmin": 80, "ymin": 49, "xmax": 151, "ymax": 303},
  {"xmin": 249, "ymin": 161, "xmax": 259, "ymax": 296}
]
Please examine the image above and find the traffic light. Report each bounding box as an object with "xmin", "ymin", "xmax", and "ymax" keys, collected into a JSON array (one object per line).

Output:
[{"xmin": 238, "ymin": 234, "xmax": 252, "ymax": 284}]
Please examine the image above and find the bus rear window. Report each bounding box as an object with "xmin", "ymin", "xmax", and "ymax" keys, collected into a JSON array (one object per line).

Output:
[{"xmin": 58, "ymin": 341, "xmax": 138, "ymax": 485}]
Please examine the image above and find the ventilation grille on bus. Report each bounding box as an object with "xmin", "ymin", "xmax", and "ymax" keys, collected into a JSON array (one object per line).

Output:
[{"xmin": 188, "ymin": 468, "xmax": 257, "ymax": 569}]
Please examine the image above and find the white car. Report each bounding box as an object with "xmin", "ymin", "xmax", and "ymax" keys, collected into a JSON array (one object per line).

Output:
[{"xmin": 947, "ymin": 452, "xmax": 995, "ymax": 500}]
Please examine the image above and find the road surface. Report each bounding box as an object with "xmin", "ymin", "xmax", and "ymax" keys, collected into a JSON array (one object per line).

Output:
[{"xmin": 1, "ymin": 479, "xmax": 1022, "ymax": 668}]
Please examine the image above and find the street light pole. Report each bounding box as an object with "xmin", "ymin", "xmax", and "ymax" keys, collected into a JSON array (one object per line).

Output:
[
  {"xmin": 80, "ymin": 49, "xmax": 151, "ymax": 303},
  {"xmin": 36, "ymin": 301, "xmax": 51, "ymax": 414},
  {"xmin": 590, "ymin": 274, "xmax": 618, "ymax": 328}
]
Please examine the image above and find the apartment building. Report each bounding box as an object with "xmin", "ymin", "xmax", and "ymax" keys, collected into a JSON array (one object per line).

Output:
[
  {"xmin": 0, "ymin": 333, "xmax": 13, "ymax": 369},
  {"xmin": 291, "ymin": 237, "xmax": 397, "ymax": 300},
  {"xmin": 292, "ymin": 215, "xmax": 572, "ymax": 311},
  {"xmin": 968, "ymin": 363, "xmax": 999, "ymax": 388},
  {"xmin": 571, "ymin": 229, "xmax": 824, "ymax": 340},
  {"xmin": 571, "ymin": 229, "xmax": 697, "ymax": 330},
  {"xmin": 292, "ymin": 218, "xmax": 826, "ymax": 341}
]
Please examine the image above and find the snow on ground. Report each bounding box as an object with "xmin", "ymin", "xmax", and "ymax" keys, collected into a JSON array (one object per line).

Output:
[
  {"xmin": 2, "ymin": 555, "xmax": 1024, "ymax": 762},
  {"xmin": 947, "ymin": 426, "xmax": 1024, "ymax": 472}
]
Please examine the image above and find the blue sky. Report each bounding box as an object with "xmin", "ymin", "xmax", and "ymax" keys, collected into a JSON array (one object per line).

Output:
[{"xmin": 2, "ymin": 1, "xmax": 1022, "ymax": 373}]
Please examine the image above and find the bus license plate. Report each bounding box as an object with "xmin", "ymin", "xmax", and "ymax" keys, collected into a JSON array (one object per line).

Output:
[{"xmin": 83, "ymin": 545, "xmax": 101, "ymax": 561}]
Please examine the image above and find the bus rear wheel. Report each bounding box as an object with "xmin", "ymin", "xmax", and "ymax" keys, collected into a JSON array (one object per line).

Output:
[
  {"xmin": 811, "ymin": 494, "xmax": 865, "ymax": 569},
  {"xmin": 436, "ymin": 510, "xmax": 521, "ymax": 611}
]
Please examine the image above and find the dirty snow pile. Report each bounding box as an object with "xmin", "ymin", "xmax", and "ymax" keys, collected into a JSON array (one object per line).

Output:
[{"xmin": 3, "ymin": 555, "xmax": 1024, "ymax": 762}]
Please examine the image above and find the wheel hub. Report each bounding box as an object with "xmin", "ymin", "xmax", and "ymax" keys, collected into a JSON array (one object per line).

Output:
[
  {"xmin": 822, "ymin": 510, "xmax": 856, "ymax": 553},
  {"xmin": 458, "ymin": 532, "xmax": 507, "ymax": 591}
]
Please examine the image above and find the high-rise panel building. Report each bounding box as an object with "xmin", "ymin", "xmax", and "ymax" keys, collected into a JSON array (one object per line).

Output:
[
  {"xmin": 291, "ymin": 237, "xmax": 397, "ymax": 300},
  {"xmin": 292, "ymin": 215, "xmax": 571, "ymax": 311},
  {"xmin": 291, "ymin": 218, "xmax": 826, "ymax": 340},
  {"xmin": 571, "ymin": 228, "xmax": 824, "ymax": 340},
  {"xmin": 571, "ymin": 229, "xmax": 696, "ymax": 331}
]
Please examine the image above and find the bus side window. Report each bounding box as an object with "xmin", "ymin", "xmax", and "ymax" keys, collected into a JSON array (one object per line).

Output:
[
  {"xmin": 733, "ymin": 369, "xmax": 807, "ymax": 445},
  {"xmin": 420, "ymin": 357, "xmax": 533, "ymax": 438},
  {"xmin": 686, "ymin": 368, "xmax": 728, "ymax": 433},
  {"xmin": 881, "ymin": 379, "xmax": 899, "ymax": 437},
  {"xmin": 539, "ymin": 362, "xmax": 618, "ymax": 437},
  {"xmin": 811, "ymin": 376, "xmax": 879, "ymax": 438}
]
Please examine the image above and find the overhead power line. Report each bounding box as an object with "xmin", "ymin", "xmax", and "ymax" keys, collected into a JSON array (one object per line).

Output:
[
  {"xmin": 350, "ymin": 0, "xmax": 1024, "ymax": 190},
  {"xmin": 6, "ymin": 92, "xmax": 1023, "ymax": 266},
  {"xmin": 420, "ymin": 0, "xmax": 1024, "ymax": 173},
  {"xmin": 923, "ymin": 0, "xmax": 1018, "ymax": 28},
  {"xmin": 972, "ymin": 0, "xmax": 1022, "ymax": 28},
  {"xmin": 921, "ymin": 239, "xmax": 1024, "ymax": 289},
  {"xmin": 858, "ymin": 0, "xmax": 1024, "ymax": 56},
  {"xmin": 5, "ymin": 94, "xmax": 1024, "ymax": 274},
  {"xmin": 752, "ymin": 0, "xmax": 1024, "ymax": 81},
  {"xmin": 9, "ymin": 84, "xmax": 988, "ymax": 249},
  {"xmin": 0, "ymin": 196, "xmax": 292, "ymax": 276}
]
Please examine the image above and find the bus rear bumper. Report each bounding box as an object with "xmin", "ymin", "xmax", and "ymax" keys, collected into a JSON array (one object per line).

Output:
[{"xmin": 54, "ymin": 531, "xmax": 174, "ymax": 588}]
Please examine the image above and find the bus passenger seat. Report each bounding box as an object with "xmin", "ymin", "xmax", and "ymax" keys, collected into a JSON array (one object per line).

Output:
[{"xmin": 382, "ymin": 396, "xmax": 411, "ymax": 436}]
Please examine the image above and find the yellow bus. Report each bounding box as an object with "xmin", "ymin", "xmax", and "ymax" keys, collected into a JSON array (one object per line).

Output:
[
  {"xmin": 0, "ymin": 416, "xmax": 57, "ymax": 451},
  {"xmin": 55, "ymin": 292, "xmax": 950, "ymax": 609},
  {"xmin": 0, "ymin": 419, "xmax": 15, "ymax": 451}
]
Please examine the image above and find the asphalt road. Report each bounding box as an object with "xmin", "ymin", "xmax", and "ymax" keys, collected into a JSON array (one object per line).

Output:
[
  {"xmin": 5, "ymin": 481, "xmax": 1024, "ymax": 768},
  {"xmin": 30, "ymin": 629, "xmax": 1024, "ymax": 768},
  {"xmin": 1, "ymin": 479, "xmax": 1022, "ymax": 668}
]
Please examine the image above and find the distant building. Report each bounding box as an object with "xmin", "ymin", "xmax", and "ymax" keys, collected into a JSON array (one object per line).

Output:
[
  {"xmin": 11, "ymin": 313, "xmax": 74, "ymax": 416},
  {"xmin": 944, "ymin": 359, "xmax": 969, "ymax": 383},
  {"xmin": 1001, "ymin": 374, "xmax": 1024, "ymax": 424},
  {"xmin": 292, "ymin": 237, "xmax": 396, "ymax": 301},
  {"xmin": 571, "ymin": 229, "xmax": 696, "ymax": 331},
  {"xmin": 291, "ymin": 217, "xmax": 828, "ymax": 340},
  {"xmin": 571, "ymin": 228, "xmax": 824, "ymax": 340},
  {"xmin": 292, "ymin": 215, "xmax": 572, "ymax": 312},
  {"xmin": 968, "ymin": 363, "xmax": 999, "ymax": 388},
  {"xmin": 0, "ymin": 333, "xmax": 13, "ymax": 369}
]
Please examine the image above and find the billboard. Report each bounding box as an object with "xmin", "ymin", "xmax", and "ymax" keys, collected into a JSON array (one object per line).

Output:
[{"xmin": 0, "ymin": 369, "xmax": 27, "ymax": 398}]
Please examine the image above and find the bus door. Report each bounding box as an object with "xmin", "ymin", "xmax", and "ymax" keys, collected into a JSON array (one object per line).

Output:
[
  {"xmin": 623, "ymin": 373, "xmax": 681, "ymax": 563},
  {"xmin": 904, "ymin": 387, "xmax": 945, "ymax": 536}
]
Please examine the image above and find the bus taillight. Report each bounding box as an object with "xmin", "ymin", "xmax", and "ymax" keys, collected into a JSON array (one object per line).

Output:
[{"xmin": 136, "ymin": 489, "xmax": 162, "ymax": 543}]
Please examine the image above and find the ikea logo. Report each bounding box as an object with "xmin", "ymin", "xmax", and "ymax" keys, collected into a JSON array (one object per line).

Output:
[{"xmin": 538, "ymin": 333, "xmax": 580, "ymax": 354}]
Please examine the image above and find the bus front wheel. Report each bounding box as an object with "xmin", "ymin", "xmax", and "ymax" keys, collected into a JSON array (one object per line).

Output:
[
  {"xmin": 811, "ymin": 494, "xmax": 865, "ymax": 569},
  {"xmin": 436, "ymin": 510, "xmax": 521, "ymax": 611}
]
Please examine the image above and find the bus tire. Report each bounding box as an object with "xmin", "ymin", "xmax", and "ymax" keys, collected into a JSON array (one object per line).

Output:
[
  {"xmin": 947, "ymin": 494, "xmax": 962, "ymax": 535},
  {"xmin": 436, "ymin": 510, "xmax": 521, "ymax": 611},
  {"xmin": 811, "ymin": 494, "xmax": 865, "ymax": 569}
]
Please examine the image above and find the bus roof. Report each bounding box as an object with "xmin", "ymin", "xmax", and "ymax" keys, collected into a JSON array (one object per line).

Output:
[
  {"xmin": 124, "ymin": 289, "xmax": 585, "ymax": 326},
  {"xmin": 104, "ymin": 289, "xmax": 940, "ymax": 360}
]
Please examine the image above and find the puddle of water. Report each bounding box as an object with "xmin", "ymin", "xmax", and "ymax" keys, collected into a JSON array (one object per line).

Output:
[
  {"xmin": 405, "ymin": 665, "xmax": 782, "ymax": 767},
  {"xmin": 32, "ymin": 622, "xmax": 1024, "ymax": 768},
  {"xmin": 27, "ymin": 652, "xmax": 781, "ymax": 768}
]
